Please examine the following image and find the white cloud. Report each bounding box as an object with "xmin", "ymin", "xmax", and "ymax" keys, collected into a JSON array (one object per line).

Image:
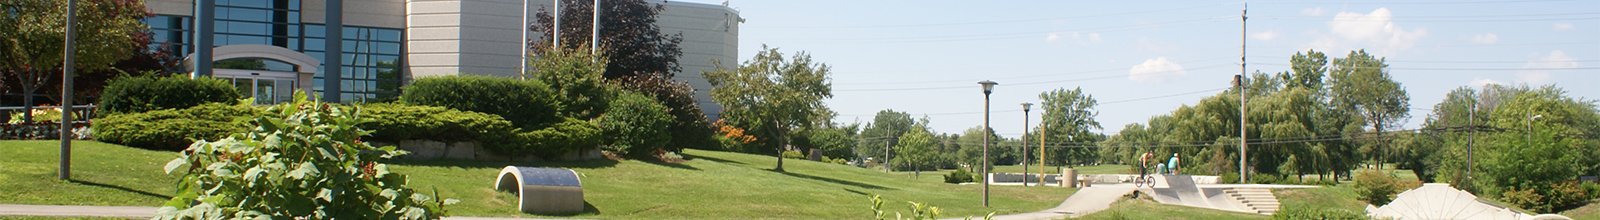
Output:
[
  {"xmin": 1301, "ymin": 7, "xmax": 1325, "ymax": 16},
  {"xmin": 1470, "ymin": 78, "xmax": 1502, "ymax": 87},
  {"xmin": 1518, "ymin": 50, "xmax": 1579, "ymax": 84},
  {"xmin": 1128, "ymin": 57, "xmax": 1187, "ymax": 83},
  {"xmin": 1310, "ymin": 8, "xmax": 1428, "ymax": 54},
  {"xmin": 1251, "ymin": 30, "xmax": 1280, "ymax": 41},
  {"xmin": 1045, "ymin": 32, "xmax": 1062, "ymax": 44},
  {"xmin": 1469, "ymin": 33, "xmax": 1499, "ymax": 45},
  {"xmin": 1553, "ymin": 23, "xmax": 1574, "ymax": 31}
]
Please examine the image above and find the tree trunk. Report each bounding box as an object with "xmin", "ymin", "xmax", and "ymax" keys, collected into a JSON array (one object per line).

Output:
[
  {"xmin": 774, "ymin": 130, "xmax": 786, "ymax": 172},
  {"xmin": 21, "ymin": 80, "xmax": 35, "ymax": 123}
]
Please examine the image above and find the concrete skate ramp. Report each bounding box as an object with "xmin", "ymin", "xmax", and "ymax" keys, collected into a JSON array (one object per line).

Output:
[
  {"xmin": 1137, "ymin": 175, "xmax": 1257, "ymax": 213},
  {"xmin": 1142, "ymin": 175, "xmax": 1209, "ymax": 208}
]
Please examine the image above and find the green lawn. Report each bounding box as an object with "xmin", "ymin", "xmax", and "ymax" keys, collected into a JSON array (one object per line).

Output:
[
  {"xmin": 0, "ymin": 141, "xmax": 179, "ymax": 207},
  {"xmin": 1072, "ymin": 199, "xmax": 1268, "ymax": 220},
  {"xmin": 0, "ymin": 140, "xmax": 1075, "ymax": 219},
  {"xmin": 1274, "ymin": 185, "xmax": 1366, "ymax": 212}
]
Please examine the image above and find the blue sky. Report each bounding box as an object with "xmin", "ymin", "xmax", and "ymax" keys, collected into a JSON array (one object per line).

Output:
[{"xmin": 687, "ymin": 0, "xmax": 1598, "ymax": 137}]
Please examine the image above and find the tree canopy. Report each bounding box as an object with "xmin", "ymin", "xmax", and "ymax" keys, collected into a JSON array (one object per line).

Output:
[
  {"xmin": 704, "ymin": 45, "xmax": 833, "ymax": 172},
  {"xmin": 531, "ymin": 0, "xmax": 684, "ymax": 79},
  {"xmin": 0, "ymin": 0, "xmax": 146, "ymax": 121}
]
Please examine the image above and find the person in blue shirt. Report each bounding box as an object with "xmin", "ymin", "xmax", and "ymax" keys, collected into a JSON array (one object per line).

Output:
[{"xmin": 1167, "ymin": 153, "xmax": 1181, "ymax": 175}]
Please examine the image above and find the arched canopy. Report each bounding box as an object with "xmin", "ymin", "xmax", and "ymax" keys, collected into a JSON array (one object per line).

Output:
[{"xmin": 185, "ymin": 44, "xmax": 319, "ymax": 74}]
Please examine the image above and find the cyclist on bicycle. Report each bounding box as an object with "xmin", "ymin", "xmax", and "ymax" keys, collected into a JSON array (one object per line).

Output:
[{"xmin": 1138, "ymin": 151, "xmax": 1153, "ymax": 179}]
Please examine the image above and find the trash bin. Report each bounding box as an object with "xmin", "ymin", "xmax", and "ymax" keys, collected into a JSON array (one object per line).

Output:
[{"xmin": 1062, "ymin": 168, "xmax": 1078, "ymax": 188}]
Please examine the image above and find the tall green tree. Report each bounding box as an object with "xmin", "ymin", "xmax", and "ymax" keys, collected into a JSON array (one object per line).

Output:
[
  {"xmin": 704, "ymin": 45, "xmax": 832, "ymax": 172},
  {"xmin": 895, "ymin": 127, "xmax": 938, "ymax": 178},
  {"xmin": 956, "ymin": 126, "xmax": 998, "ymax": 169},
  {"xmin": 0, "ymin": 0, "xmax": 145, "ymax": 122},
  {"xmin": 1037, "ymin": 87, "xmax": 1101, "ymax": 167},
  {"xmin": 1329, "ymin": 50, "xmax": 1409, "ymax": 168},
  {"xmin": 532, "ymin": 0, "xmax": 684, "ymax": 79}
]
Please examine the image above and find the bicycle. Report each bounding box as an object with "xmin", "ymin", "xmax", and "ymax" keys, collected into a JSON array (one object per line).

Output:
[{"xmin": 1132, "ymin": 167, "xmax": 1156, "ymax": 188}]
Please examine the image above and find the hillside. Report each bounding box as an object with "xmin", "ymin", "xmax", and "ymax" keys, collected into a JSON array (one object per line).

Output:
[{"xmin": 0, "ymin": 140, "xmax": 1074, "ymax": 219}]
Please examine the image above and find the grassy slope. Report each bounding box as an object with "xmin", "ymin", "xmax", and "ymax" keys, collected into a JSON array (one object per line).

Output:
[{"xmin": 0, "ymin": 141, "xmax": 1074, "ymax": 219}]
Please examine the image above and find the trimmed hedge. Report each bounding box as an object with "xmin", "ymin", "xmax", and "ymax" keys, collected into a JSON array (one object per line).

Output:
[
  {"xmin": 513, "ymin": 118, "xmax": 602, "ymax": 159},
  {"xmin": 357, "ymin": 103, "xmax": 516, "ymax": 144},
  {"xmin": 599, "ymin": 92, "xmax": 673, "ymax": 158},
  {"xmin": 98, "ymin": 75, "xmax": 240, "ymax": 115},
  {"xmin": 400, "ymin": 76, "xmax": 560, "ymax": 129},
  {"xmin": 94, "ymin": 103, "xmax": 261, "ymax": 151}
]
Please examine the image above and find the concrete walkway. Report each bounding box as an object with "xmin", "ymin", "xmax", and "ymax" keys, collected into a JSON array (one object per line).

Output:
[
  {"xmin": 0, "ymin": 204, "xmax": 566, "ymax": 220},
  {"xmin": 0, "ymin": 204, "xmax": 158, "ymax": 218},
  {"xmin": 973, "ymin": 185, "xmax": 1139, "ymax": 220}
]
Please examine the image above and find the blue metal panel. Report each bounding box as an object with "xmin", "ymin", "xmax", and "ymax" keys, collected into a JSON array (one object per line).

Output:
[{"xmin": 515, "ymin": 167, "xmax": 580, "ymax": 187}]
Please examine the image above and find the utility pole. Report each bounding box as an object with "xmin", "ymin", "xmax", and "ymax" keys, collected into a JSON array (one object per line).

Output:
[
  {"xmin": 59, "ymin": 0, "xmax": 79, "ymax": 180},
  {"xmin": 1039, "ymin": 119, "xmax": 1047, "ymax": 186},
  {"xmin": 884, "ymin": 138, "xmax": 892, "ymax": 173},
  {"xmin": 553, "ymin": 0, "xmax": 561, "ymax": 47},
  {"xmin": 520, "ymin": 0, "xmax": 528, "ymax": 79},
  {"xmin": 1238, "ymin": 1, "xmax": 1249, "ymax": 184},
  {"xmin": 592, "ymin": 0, "xmax": 600, "ymax": 56},
  {"xmin": 1465, "ymin": 93, "xmax": 1476, "ymax": 189}
]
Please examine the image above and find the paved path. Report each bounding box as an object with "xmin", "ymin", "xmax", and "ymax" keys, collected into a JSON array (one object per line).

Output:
[
  {"xmin": 0, "ymin": 204, "xmax": 158, "ymax": 218},
  {"xmin": 0, "ymin": 204, "xmax": 566, "ymax": 220},
  {"xmin": 972, "ymin": 185, "xmax": 1139, "ymax": 220}
]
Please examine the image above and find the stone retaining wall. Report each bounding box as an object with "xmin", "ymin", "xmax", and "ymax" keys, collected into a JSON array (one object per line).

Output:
[{"xmin": 373, "ymin": 140, "xmax": 602, "ymax": 162}]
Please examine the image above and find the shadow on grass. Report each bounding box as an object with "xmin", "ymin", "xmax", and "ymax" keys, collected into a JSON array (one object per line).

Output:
[
  {"xmin": 641, "ymin": 159, "xmax": 699, "ymax": 171},
  {"xmin": 527, "ymin": 201, "xmax": 602, "ymax": 217},
  {"xmin": 69, "ymin": 179, "xmax": 170, "ymax": 200},
  {"xmin": 778, "ymin": 170, "xmax": 893, "ymax": 190},
  {"xmin": 682, "ymin": 153, "xmax": 745, "ymax": 165},
  {"xmin": 384, "ymin": 158, "xmax": 620, "ymax": 170}
]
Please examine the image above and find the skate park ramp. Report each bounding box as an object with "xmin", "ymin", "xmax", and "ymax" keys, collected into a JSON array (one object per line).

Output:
[
  {"xmin": 1138, "ymin": 175, "xmax": 1256, "ymax": 214},
  {"xmin": 1367, "ymin": 183, "xmax": 1571, "ymax": 220}
]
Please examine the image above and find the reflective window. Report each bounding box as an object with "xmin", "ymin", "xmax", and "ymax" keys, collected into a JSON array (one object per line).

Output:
[{"xmin": 142, "ymin": 0, "xmax": 404, "ymax": 103}]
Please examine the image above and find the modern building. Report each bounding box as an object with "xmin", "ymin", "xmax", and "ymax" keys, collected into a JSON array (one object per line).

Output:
[{"xmin": 143, "ymin": 0, "xmax": 737, "ymax": 119}]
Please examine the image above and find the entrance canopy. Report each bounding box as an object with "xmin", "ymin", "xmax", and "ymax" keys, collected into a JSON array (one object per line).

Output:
[{"xmin": 183, "ymin": 44, "xmax": 319, "ymax": 74}]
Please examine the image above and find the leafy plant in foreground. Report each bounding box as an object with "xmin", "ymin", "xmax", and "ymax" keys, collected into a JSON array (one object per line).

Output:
[{"xmin": 156, "ymin": 92, "xmax": 455, "ymax": 219}]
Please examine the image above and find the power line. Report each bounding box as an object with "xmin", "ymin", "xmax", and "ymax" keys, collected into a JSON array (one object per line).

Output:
[
  {"xmin": 1250, "ymin": 0, "xmax": 1582, "ymax": 5},
  {"xmin": 836, "ymin": 57, "xmax": 1238, "ymax": 86},
  {"xmin": 837, "ymin": 87, "xmax": 1228, "ymax": 117},
  {"xmin": 834, "ymin": 63, "xmax": 1234, "ymax": 92},
  {"xmin": 773, "ymin": 17, "xmax": 1233, "ymax": 44},
  {"xmin": 1248, "ymin": 62, "xmax": 1600, "ymax": 71},
  {"xmin": 749, "ymin": 3, "xmax": 1236, "ymax": 29}
]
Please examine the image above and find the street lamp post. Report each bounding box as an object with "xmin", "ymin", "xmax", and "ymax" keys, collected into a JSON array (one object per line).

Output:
[
  {"xmin": 1021, "ymin": 102, "xmax": 1032, "ymax": 187},
  {"xmin": 978, "ymin": 80, "xmax": 997, "ymax": 207}
]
